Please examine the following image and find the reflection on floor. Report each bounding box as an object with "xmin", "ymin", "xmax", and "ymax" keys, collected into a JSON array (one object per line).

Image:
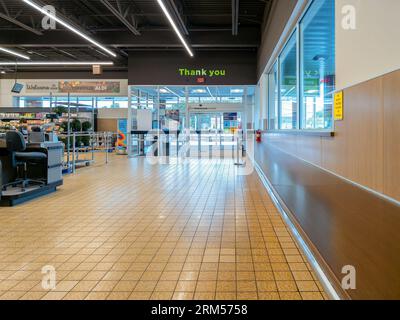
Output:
[{"xmin": 0, "ymin": 156, "xmax": 328, "ymax": 300}]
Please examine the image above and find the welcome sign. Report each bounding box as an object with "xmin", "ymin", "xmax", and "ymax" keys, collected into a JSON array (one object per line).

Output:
[{"xmin": 178, "ymin": 68, "xmax": 226, "ymax": 78}]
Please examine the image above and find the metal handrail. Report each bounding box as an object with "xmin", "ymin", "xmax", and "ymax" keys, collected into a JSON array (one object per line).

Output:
[{"xmin": 59, "ymin": 131, "xmax": 117, "ymax": 173}]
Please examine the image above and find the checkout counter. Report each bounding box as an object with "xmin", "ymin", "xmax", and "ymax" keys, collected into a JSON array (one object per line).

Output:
[{"xmin": 0, "ymin": 131, "xmax": 64, "ymax": 206}]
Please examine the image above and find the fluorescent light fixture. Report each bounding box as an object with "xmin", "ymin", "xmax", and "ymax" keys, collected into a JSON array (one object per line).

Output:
[
  {"xmin": 0, "ymin": 47, "xmax": 30, "ymax": 60},
  {"xmin": 156, "ymin": 0, "xmax": 193, "ymax": 57},
  {"xmin": 0, "ymin": 61, "xmax": 114, "ymax": 66},
  {"xmin": 193, "ymin": 89, "xmax": 206, "ymax": 94},
  {"xmin": 206, "ymin": 87, "xmax": 214, "ymax": 98},
  {"xmin": 22, "ymin": 0, "xmax": 116, "ymax": 57},
  {"xmin": 230, "ymin": 89, "xmax": 243, "ymax": 94},
  {"xmin": 162, "ymin": 87, "xmax": 182, "ymax": 98}
]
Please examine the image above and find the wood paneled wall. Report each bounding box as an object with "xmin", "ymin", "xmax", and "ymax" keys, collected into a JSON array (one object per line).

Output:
[{"xmin": 262, "ymin": 69, "xmax": 400, "ymax": 202}]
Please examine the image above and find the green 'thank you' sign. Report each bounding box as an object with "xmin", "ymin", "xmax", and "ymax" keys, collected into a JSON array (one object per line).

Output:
[{"xmin": 179, "ymin": 68, "xmax": 226, "ymax": 78}]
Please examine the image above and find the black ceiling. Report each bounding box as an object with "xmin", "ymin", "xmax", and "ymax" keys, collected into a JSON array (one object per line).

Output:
[{"xmin": 0, "ymin": 0, "xmax": 272, "ymax": 72}]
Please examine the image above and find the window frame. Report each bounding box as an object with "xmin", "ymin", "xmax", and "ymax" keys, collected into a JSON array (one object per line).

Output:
[{"xmin": 266, "ymin": 0, "xmax": 335, "ymax": 133}]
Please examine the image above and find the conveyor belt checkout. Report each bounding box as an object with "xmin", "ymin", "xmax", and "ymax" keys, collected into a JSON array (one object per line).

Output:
[{"xmin": 0, "ymin": 129, "xmax": 64, "ymax": 206}]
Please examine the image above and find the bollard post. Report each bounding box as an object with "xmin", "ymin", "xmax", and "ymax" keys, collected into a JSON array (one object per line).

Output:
[
  {"xmin": 234, "ymin": 136, "xmax": 244, "ymax": 166},
  {"xmin": 105, "ymin": 132, "xmax": 109, "ymax": 164},
  {"xmin": 72, "ymin": 133, "xmax": 76, "ymax": 173}
]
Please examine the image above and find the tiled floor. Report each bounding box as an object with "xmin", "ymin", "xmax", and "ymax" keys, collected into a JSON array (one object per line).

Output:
[{"xmin": 0, "ymin": 155, "xmax": 328, "ymax": 300}]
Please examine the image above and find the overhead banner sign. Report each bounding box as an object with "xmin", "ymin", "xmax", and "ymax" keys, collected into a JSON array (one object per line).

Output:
[
  {"xmin": 25, "ymin": 81, "xmax": 59, "ymax": 93},
  {"xmin": 128, "ymin": 51, "xmax": 257, "ymax": 85},
  {"xmin": 59, "ymin": 81, "xmax": 121, "ymax": 94},
  {"xmin": 24, "ymin": 80, "xmax": 121, "ymax": 94}
]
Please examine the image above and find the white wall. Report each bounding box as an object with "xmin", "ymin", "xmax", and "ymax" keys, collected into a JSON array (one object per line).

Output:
[
  {"xmin": 336, "ymin": 0, "xmax": 400, "ymax": 90},
  {"xmin": 97, "ymin": 108, "xmax": 128, "ymax": 119},
  {"xmin": 0, "ymin": 78, "xmax": 129, "ymax": 107}
]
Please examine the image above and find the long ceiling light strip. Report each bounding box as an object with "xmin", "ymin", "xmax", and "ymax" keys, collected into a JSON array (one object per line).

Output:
[
  {"xmin": 156, "ymin": 0, "xmax": 193, "ymax": 57},
  {"xmin": 21, "ymin": 0, "xmax": 116, "ymax": 57},
  {"xmin": 0, "ymin": 61, "xmax": 113, "ymax": 66},
  {"xmin": 0, "ymin": 47, "xmax": 30, "ymax": 60}
]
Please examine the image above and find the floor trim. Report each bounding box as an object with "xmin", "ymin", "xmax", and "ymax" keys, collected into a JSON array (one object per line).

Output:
[{"xmin": 253, "ymin": 161, "xmax": 345, "ymax": 300}]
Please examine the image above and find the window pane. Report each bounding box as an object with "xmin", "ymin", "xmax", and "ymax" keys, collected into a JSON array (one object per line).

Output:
[
  {"xmin": 279, "ymin": 34, "xmax": 298, "ymax": 129},
  {"xmin": 300, "ymin": 0, "xmax": 335, "ymax": 130},
  {"xmin": 267, "ymin": 63, "xmax": 279, "ymax": 130}
]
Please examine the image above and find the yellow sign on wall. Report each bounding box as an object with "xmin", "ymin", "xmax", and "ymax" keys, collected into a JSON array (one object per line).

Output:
[{"xmin": 334, "ymin": 91, "xmax": 344, "ymax": 121}]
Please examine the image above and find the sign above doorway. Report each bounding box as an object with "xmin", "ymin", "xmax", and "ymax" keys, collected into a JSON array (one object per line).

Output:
[
  {"xmin": 128, "ymin": 51, "xmax": 256, "ymax": 85},
  {"xmin": 178, "ymin": 68, "xmax": 226, "ymax": 78}
]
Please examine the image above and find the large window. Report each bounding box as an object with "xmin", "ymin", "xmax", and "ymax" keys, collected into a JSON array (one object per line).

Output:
[
  {"xmin": 279, "ymin": 34, "xmax": 298, "ymax": 129},
  {"xmin": 300, "ymin": 0, "xmax": 335, "ymax": 129},
  {"xmin": 267, "ymin": 0, "xmax": 335, "ymax": 131},
  {"xmin": 13, "ymin": 96, "xmax": 128, "ymax": 108}
]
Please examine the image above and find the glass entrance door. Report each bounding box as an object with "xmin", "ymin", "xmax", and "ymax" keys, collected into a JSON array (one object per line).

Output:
[
  {"xmin": 188, "ymin": 112, "xmax": 242, "ymax": 157},
  {"xmin": 190, "ymin": 113, "xmax": 223, "ymax": 131}
]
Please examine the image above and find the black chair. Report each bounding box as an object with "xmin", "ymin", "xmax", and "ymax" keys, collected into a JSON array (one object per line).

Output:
[{"xmin": 2, "ymin": 131, "xmax": 47, "ymax": 192}]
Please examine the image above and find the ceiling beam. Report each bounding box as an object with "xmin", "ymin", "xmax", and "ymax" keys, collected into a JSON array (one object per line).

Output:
[
  {"xmin": 232, "ymin": 0, "xmax": 239, "ymax": 35},
  {"xmin": 0, "ymin": 12, "xmax": 43, "ymax": 35},
  {"xmin": 0, "ymin": 28, "xmax": 260, "ymax": 48},
  {"xmin": 99, "ymin": 0, "xmax": 141, "ymax": 36},
  {"xmin": 163, "ymin": 0, "xmax": 189, "ymax": 36}
]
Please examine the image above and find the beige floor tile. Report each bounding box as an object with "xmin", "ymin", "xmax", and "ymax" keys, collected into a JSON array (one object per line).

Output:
[
  {"xmin": 196, "ymin": 281, "xmax": 216, "ymax": 292},
  {"xmin": 279, "ymin": 292, "xmax": 302, "ymax": 300},
  {"xmin": 296, "ymin": 281, "xmax": 320, "ymax": 292},
  {"xmin": 179, "ymin": 271, "xmax": 198, "ymax": 281},
  {"xmin": 134, "ymin": 280, "xmax": 157, "ymax": 292},
  {"xmin": 194, "ymin": 292, "xmax": 215, "ymax": 300},
  {"xmin": 256, "ymin": 281, "xmax": 277, "ymax": 292},
  {"xmin": 300, "ymin": 292, "xmax": 324, "ymax": 300},
  {"xmin": 237, "ymin": 281, "xmax": 257, "ymax": 292},
  {"xmin": 237, "ymin": 292, "xmax": 258, "ymax": 300},
  {"xmin": 175, "ymin": 281, "xmax": 197, "ymax": 292},
  {"xmin": 113, "ymin": 281, "xmax": 137, "ymax": 292},
  {"xmin": 128, "ymin": 292, "xmax": 152, "ymax": 300},
  {"xmin": 107, "ymin": 292, "xmax": 131, "ymax": 300},
  {"xmin": 71, "ymin": 280, "xmax": 98, "ymax": 292},
  {"xmin": 63, "ymin": 292, "xmax": 89, "ymax": 300},
  {"xmin": 215, "ymin": 292, "xmax": 237, "ymax": 300},
  {"xmin": 0, "ymin": 291, "xmax": 26, "ymax": 300},
  {"xmin": 216, "ymin": 281, "xmax": 236, "ymax": 292},
  {"xmin": 20, "ymin": 291, "xmax": 47, "ymax": 300},
  {"xmin": 172, "ymin": 292, "xmax": 194, "ymax": 300},
  {"xmin": 92, "ymin": 281, "xmax": 118, "ymax": 292},
  {"xmin": 85, "ymin": 292, "xmax": 110, "ymax": 300},
  {"xmin": 10, "ymin": 281, "xmax": 39, "ymax": 291},
  {"xmin": 258, "ymin": 292, "xmax": 280, "ymax": 300},
  {"xmin": 154, "ymin": 281, "xmax": 177, "ymax": 292},
  {"xmin": 53, "ymin": 280, "xmax": 78, "ymax": 292},
  {"xmin": 276, "ymin": 281, "xmax": 298, "ymax": 292},
  {"xmin": 198, "ymin": 271, "xmax": 218, "ymax": 281},
  {"xmin": 0, "ymin": 156, "xmax": 328, "ymax": 301},
  {"xmin": 150, "ymin": 291, "xmax": 173, "ymax": 300},
  {"xmin": 41, "ymin": 291, "xmax": 68, "ymax": 300}
]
